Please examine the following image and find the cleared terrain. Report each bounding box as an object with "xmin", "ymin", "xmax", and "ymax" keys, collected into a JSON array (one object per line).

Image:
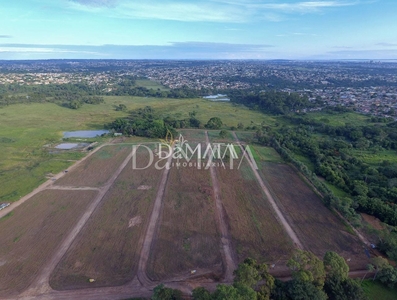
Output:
[
  {"xmin": 55, "ymin": 145, "xmax": 132, "ymax": 187},
  {"xmin": 146, "ymin": 149, "xmax": 223, "ymax": 281},
  {"xmin": 258, "ymin": 162, "xmax": 369, "ymax": 270},
  {"xmin": 0, "ymin": 189, "xmax": 97, "ymax": 297},
  {"xmin": 50, "ymin": 149, "xmax": 163, "ymax": 290}
]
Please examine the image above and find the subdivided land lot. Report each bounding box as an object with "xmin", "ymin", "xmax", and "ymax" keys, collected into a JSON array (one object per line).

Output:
[
  {"xmin": 50, "ymin": 148, "xmax": 163, "ymax": 290},
  {"xmin": 0, "ymin": 189, "xmax": 97, "ymax": 297},
  {"xmin": 258, "ymin": 161, "xmax": 370, "ymax": 270},
  {"xmin": 55, "ymin": 145, "xmax": 132, "ymax": 187},
  {"xmin": 147, "ymin": 153, "xmax": 223, "ymax": 281}
]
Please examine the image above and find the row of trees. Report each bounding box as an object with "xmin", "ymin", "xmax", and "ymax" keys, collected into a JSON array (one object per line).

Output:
[
  {"xmin": 106, "ymin": 106, "xmax": 224, "ymax": 139},
  {"xmin": 151, "ymin": 250, "xmax": 369, "ymax": 300}
]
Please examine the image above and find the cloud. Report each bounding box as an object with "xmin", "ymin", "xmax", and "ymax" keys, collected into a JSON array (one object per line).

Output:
[
  {"xmin": 0, "ymin": 42, "xmax": 274, "ymax": 59},
  {"xmin": 69, "ymin": 0, "xmax": 118, "ymax": 7},
  {"xmin": 376, "ymin": 42, "xmax": 397, "ymax": 47},
  {"xmin": 64, "ymin": 0, "xmax": 359, "ymax": 23},
  {"xmin": 0, "ymin": 35, "xmax": 12, "ymax": 38}
]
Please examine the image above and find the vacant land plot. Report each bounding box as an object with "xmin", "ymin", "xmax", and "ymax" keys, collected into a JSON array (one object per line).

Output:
[
  {"xmin": 216, "ymin": 159, "xmax": 294, "ymax": 264},
  {"xmin": 259, "ymin": 162, "xmax": 369, "ymax": 270},
  {"xmin": 0, "ymin": 189, "xmax": 96, "ymax": 297},
  {"xmin": 50, "ymin": 150, "xmax": 163, "ymax": 290},
  {"xmin": 55, "ymin": 145, "xmax": 131, "ymax": 187},
  {"xmin": 147, "ymin": 161, "xmax": 223, "ymax": 281}
]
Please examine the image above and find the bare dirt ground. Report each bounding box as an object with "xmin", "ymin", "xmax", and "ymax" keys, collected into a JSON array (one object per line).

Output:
[
  {"xmin": 0, "ymin": 133, "xmax": 381, "ymax": 300},
  {"xmin": 232, "ymin": 132, "xmax": 303, "ymax": 249},
  {"xmin": 50, "ymin": 149, "xmax": 163, "ymax": 290},
  {"xmin": 205, "ymin": 132, "xmax": 237, "ymax": 282},
  {"xmin": 55, "ymin": 145, "xmax": 132, "ymax": 187},
  {"xmin": 0, "ymin": 190, "xmax": 97, "ymax": 297},
  {"xmin": 18, "ymin": 147, "xmax": 135, "ymax": 298},
  {"xmin": 146, "ymin": 143, "xmax": 224, "ymax": 281}
]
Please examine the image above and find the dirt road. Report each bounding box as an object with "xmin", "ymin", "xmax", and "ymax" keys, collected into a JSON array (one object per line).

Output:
[
  {"xmin": 232, "ymin": 132, "xmax": 304, "ymax": 249},
  {"xmin": 137, "ymin": 149, "xmax": 174, "ymax": 286},
  {"xmin": 19, "ymin": 147, "xmax": 137, "ymax": 298},
  {"xmin": 205, "ymin": 131, "xmax": 237, "ymax": 282},
  {"xmin": 0, "ymin": 143, "xmax": 107, "ymax": 219}
]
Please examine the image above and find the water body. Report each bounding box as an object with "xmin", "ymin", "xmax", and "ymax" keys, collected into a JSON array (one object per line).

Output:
[
  {"xmin": 63, "ymin": 130, "xmax": 109, "ymax": 138},
  {"xmin": 203, "ymin": 94, "xmax": 230, "ymax": 101},
  {"xmin": 55, "ymin": 143, "xmax": 79, "ymax": 150}
]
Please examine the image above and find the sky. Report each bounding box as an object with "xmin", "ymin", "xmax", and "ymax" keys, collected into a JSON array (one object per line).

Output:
[{"xmin": 0, "ymin": 0, "xmax": 396, "ymax": 60}]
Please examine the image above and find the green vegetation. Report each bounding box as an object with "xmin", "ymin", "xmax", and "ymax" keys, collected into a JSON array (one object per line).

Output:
[
  {"xmin": 362, "ymin": 280, "xmax": 397, "ymax": 300},
  {"xmin": 152, "ymin": 251, "xmax": 367, "ymax": 300}
]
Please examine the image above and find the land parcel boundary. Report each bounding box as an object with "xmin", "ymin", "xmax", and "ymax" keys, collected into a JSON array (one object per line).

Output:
[
  {"xmin": 50, "ymin": 146, "xmax": 162, "ymax": 289},
  {"xmin": 55, "ymin": 145, "xmax": 132, "ymax": 187},
  {"xmin": 0, "ymin": 189, "xmax": 97, "ymax": 297},
  {"xmin": 147, "ymin": 142, "xmax": 223, "ymax": 281},
  {"xmin": 258, "ymin": 160, "xmax": 369, "ymax": 271}
]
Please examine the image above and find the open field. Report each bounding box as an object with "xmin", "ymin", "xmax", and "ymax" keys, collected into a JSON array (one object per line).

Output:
[
  {"xmin": 0, "ymin": 98, "xmax": 271, "ymax": 202},
  {"xmin": 50, "ymin": 149, "xmax": 163, "ymax": 290},
  {"xmin": 216, "ymin": 159, "xmax": 294, "ymax": 264},
  {"xmin": 0, "ymin": 189, "xmax": 97, "ymax": 297},
  {"xmin": 147, "ymin": 156, "xmax": 223, "ymax": 281},
  {"xmin": 258, "ymin": 161, "xmax": 369, "ymax": 270},
  {"xmin": 55, "ymin": 145, "xmax": 132, "ymax": 187},
  {"xmin": 135, "ymin": 79, "xmax": 169, "ymax": 91},
  {"xmin": 305, "ymin": 111, "xmax": 371, "ymax": 126}
]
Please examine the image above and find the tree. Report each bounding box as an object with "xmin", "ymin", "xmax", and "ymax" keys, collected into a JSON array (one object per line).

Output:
[
  {"xmin": 192, "ymin": 287, "xmax": 211, "ymax": 300},
  {"xmin": 287, "ymin": 250, "xmax": 326, "ymax": 289},
  {"xmin": 371, "ymin": 257, "xmax": 389, "ymax": 281},
  {"xmin": 285, "ymin": 279, "xmax": 327, "ymax": 300},
  {"xmin": 378, "ymin": 264, "xmax": 397, "ymax": 288},
  {"xmin": 219, "ymin": 130, "xmax": 228, "ymax": 139},
  {"xmin": 237, "ymin": 122, "xmax": 244, "ymax": 130},
  {"xmin": 324, "ymin": 276, "xmax": 368, "ymax": 300},
  {"xmin": 212, "ymin": 283, "xmax": 256, "ymax": 300},
  {"xmin": 206, "ymin": 117, "xmax": 223, "ymax": 129},
  {"xmin": 152, "ymin": 284, "xmax": 183, "ymax": 300},
  {"xmin": 323, "ymin": 251, "xmax": 349, "ymax": 280},
  {"xmin": 116, "ymin": 104, "xmax": 127, "ymax": 111}
]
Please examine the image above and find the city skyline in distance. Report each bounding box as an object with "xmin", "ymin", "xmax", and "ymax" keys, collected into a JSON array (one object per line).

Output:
[{"xmin": 0, "ymin": 0, "xmax": 396, "ymax": 60}]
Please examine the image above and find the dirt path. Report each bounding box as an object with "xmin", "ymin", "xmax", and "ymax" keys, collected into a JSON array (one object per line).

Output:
[
  {"xmin": 232, "ymin": 132, "xmax": 304, "ymax": 249},
  {"xmin": 136, "ymin": 149, "xmax": 174, "ymax": 286},
  {"xmin": 0, "ymin": 143, "xmax": 107, "ymax": 219},
  {"xmin": 205, "ymin": 131, "xmax": 237, "ymax": 282},
  {"xmin": 47, "ymin": 186, "xmax": 101, "ymax": 191},
  {"xmin": 19, "ymin": 146, "xmax": 137, "ymax": 298}
]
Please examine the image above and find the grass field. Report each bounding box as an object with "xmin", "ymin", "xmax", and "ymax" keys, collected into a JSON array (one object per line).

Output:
[
  {"xmin": 147, "ymin": 155, "xmax": 223, "ymax": 281},
  {"xmin": 305, "ymin": 111, "xmax": 371, "ymax": 126},
  {"xmin": 0, "ymin": 98, "xmax": 271, "ymax": 202},
  {"xmin": 135, "ymin": 79, "xmax": 169, "ymax": 91},
  {"xmin": 362, "ymin": 280, "xmax": 397, "ymax": 300},
  {"xmin": 50, "ymin": 149, "xmax": 163, "ymax": 290},
  {"xmin": 0, "ymin": 189, "xmax": 96, "ymax": 297},
  {"xmin": 258, "ymin": 162, "xmax": 369, "ymax": 270},
  {"xmin": 55, "ymin": 145, "xmax": 132, "ymax": 187}
]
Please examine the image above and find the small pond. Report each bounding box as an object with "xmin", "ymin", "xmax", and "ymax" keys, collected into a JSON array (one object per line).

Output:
[{"xmin": 63, "ymin": 130, "xmax": 109, "ymax": 138}]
